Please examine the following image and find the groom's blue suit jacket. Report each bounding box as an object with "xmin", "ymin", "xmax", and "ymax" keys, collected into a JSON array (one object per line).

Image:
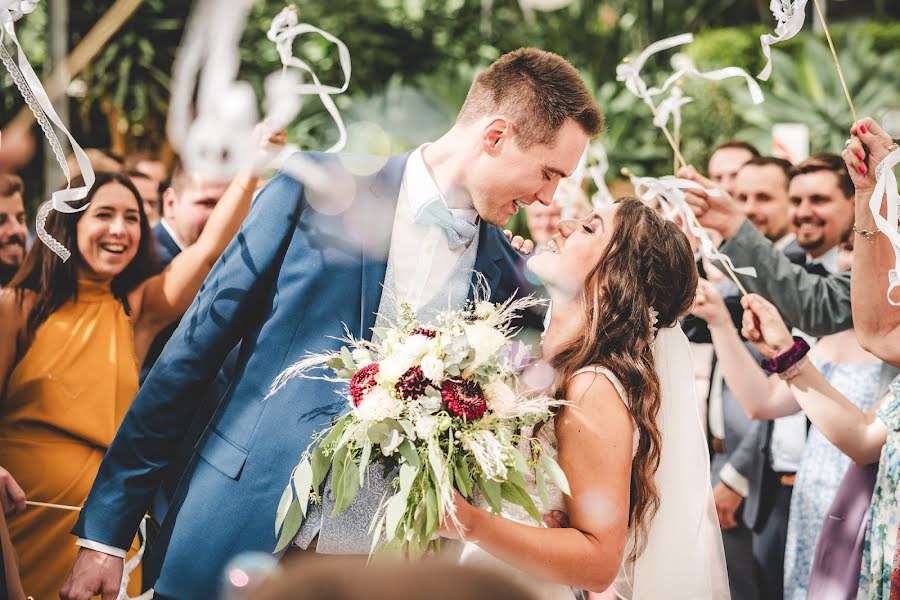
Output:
[{"xmin": 73, "ymin": 152, "xmax": 541, "ymax": 598}]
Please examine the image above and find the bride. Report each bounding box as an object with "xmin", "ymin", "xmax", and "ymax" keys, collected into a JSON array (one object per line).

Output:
[{"xmin": 438, "ymin": 198, "xmax": 729, "ymax": 599}]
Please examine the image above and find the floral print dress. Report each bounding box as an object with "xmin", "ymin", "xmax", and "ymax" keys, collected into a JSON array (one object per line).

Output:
[{"xmin": 860, "ymin": 383, "xmax": 900, "ymax": 599}]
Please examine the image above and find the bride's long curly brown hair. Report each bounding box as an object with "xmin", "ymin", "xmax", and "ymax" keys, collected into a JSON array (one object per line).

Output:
[{"xmin": 550, "ymin": 197, "xmax": 698, "ymax": 560}]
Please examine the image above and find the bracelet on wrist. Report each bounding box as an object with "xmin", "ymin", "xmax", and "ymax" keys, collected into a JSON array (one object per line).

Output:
[
  {"xmin": 778, "ymin": 355, "xmax": 810, "ymax": 381},
  {"xmin": 761, "ymin": 336, "xmax": 810, "ymax": 374},
  {"xmin": 852, "ymin": 223, "xmax": 877, "ymax": 242}
]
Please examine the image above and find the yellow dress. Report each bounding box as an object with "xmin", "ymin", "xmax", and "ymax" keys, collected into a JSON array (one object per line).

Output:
[{"xmin": 0, "ymin": 279, "xmax": 142, "ymax": 599}]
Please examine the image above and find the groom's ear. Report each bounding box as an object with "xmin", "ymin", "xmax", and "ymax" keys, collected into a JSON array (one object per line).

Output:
[{"xmin": 482, "ymin": 117, "xmax": 510, "ymax": 154}]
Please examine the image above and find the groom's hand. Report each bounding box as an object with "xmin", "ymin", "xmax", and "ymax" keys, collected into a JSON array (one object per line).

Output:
[
  {"xmin": 503, "ymin": 230, "xmax": 534, "ymax": 255},
  {"xmin": 60, "ymin": 548, "xmax": 124, "ymax": 600}
]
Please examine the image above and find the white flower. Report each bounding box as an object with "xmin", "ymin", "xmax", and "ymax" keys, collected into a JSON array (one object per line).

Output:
[
  {"xmin": 474, "ymin": 301, "xmax": 496, "ymax": 320},
  {"xmin": 380, "ymin": 428, "xmax": 404, "ymax": 456},
  {"xmin": 413, "ymin": 412, "xmax": 438, "ymax": 439},
  {"xmin": 378, "ymin": 353, "xmax": 415, "ymax": 383},
  {"xmin": 353, "ymin": 386, "xmax": 403, "ymax": 421},
  {"xmin": 403, "ymin": 334, "xmax": 435, "ymax": 359},
  {"xmin": 351, "ymin": 348, "xmax": 373, "ymax": 367},
  {"xmin": 463, "ymin": 322, "xmax": 507, "ymax": 368},
  {"xmin": 420, "ymin": 354, "xmax": 445, "ymax": 382}
]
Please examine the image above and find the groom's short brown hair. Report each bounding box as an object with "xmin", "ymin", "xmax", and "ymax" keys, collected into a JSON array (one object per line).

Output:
[{"xmin": 457, "ymin": 48, "xmax": 603, "ymax": 149}]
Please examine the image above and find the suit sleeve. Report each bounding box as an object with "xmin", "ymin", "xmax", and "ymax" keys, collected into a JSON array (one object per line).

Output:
[
  {"xmin": 72, "ymin": 172, "xmax": 305, "ymax": 550},
  {"xmin": 719, "ymin": 220, "xmax": 852, "ymax": 336}
]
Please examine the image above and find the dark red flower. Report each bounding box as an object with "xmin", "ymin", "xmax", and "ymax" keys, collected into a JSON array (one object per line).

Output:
[
  {"xmin": 349, "ymin": 363, "xmax": 379, "ymax": 406},
  {"xmin": 395, "ymin": 365, "xmax": 431, "ymax": 400},
  {"xmin": 412, "ymin": 327, "xmax": 437, "ymax": 339},
  {"xmin": 441, "ymin": 379, "xmax": 487, "ymax": 420}
]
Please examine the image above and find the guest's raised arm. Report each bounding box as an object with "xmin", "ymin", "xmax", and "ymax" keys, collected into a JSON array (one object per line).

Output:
[{"xmin": 842, "ymin": 117, "xmax": 900, "ymax": 366}]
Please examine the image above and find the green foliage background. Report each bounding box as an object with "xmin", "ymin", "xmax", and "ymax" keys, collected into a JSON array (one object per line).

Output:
[{"xmin": 2, "ymin": 1, "xmax": 899, "ymax": 211}]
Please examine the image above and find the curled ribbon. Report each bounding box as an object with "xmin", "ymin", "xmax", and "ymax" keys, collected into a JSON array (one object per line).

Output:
[
  {"xmin": 758, "ymin": 0, "xmax": 808, "ymax": 81},
  {"xmin": 630, "ymin": 174, "xmax": 758, "ymax": 279},
  {"xmin": 1, "ymin": 1, "xmax": 95, "ymax": 261},
  {"xmin": 616, "ymin": 33, "xmax": 694, "ymax": 108},
  {"xmin": 869, "ymin": 147, "xmax": 900, "ymax": 304},
  {"xmin": 587, "ymin": 142, "xmax": 614, "ymax": 207},
  {"xmin": 267, "ymin": 6, "xmax": 351, "ymax": 153}
]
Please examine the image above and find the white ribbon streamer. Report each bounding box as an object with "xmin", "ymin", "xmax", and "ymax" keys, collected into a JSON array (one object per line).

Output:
[
  {"xmin": 652, "ymin": 86, "xmax": 692, "ymax": 133},
  {"xmin": 869, "ymin": 147, "xmax": 900, "ymax": 305},
  {"xmin": 758, "ymin": 0, "xmax": 808, "ymax": 81},
  {"xmin": 587, "ymin": 142, "xmax": 614, "ymax": 207},
  {"xmin": 652, "ymin": 65, "xmax": 766, "ymax": 106},
  {"xmin": 630, "ymin": 174, "xmax": 758, "ymax": 278},
  {"xmin": 1, "ymin": 3, "xmax": 95, "ymax": 261},
  {"xmin": 267, "ymin": 6, "xmax": 351, "ymax": 153},
  {"xmin": 116, "ymin": 517, "xmax": 153, "ymax": 600},
  {"xmin": 616, "ymin": 33, "xmax": 694, "ymax": 108}
]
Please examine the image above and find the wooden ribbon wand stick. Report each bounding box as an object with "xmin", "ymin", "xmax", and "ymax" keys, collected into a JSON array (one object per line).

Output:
[{"xmin": 811, "ymin": 0, "xmax": 858, "ymax": 123}]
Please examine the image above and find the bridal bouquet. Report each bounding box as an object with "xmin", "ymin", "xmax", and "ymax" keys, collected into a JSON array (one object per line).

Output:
[{"xmin": 270, "ymin": 290, "xmax": 569, "ymax": 556}]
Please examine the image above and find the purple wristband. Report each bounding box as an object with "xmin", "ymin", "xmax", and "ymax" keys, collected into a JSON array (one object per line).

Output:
[{"xmin": 761, "ymin": 337, "xmax": 810, "ymax": 374}]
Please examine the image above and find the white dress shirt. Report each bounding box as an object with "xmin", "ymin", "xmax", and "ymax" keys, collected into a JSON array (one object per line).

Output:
[{"xmin": 79, "ymin": 146, "xmax": 478, "ymax": 558}]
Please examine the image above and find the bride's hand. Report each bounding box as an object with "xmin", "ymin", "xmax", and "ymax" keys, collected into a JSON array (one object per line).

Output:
[
  {"xmin": 740, "ymin": 294, "xmax": 794, "ymax": 359},
  {"xmin": 435, "ymin": 488, "xmax": 476, "ymax": 541},
  {"xmin": 504, "ymin": 230, "xmax": 535, "ymax": 255}
]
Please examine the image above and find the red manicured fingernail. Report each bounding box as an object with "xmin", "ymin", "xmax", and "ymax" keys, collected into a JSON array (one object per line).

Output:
[
  {"xmin": 858, "ymin": 166, "xmax": 867, "ymax": 174},
  {"xmin": 856, "ymin": 152, "xmax": 864, "ymax": 161},
  {"xmin": 860, "ymin": 125, "xmax": 868, "ymax": 134}
]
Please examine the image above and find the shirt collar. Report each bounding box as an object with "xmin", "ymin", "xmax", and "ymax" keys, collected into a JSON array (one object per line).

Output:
[
  {"xmin": 806, "ymin": 245, "xmax": 840, "ymax": 274},
  {"xmin": 404, "ymin": 146, "xmax": 477, "ymax": 224},
  {"xmin": 160, "ymin": 218, "xmax": 187, "ymax": 252}
]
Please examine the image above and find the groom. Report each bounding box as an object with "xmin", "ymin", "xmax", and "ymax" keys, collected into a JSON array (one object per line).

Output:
[{"xmin": 62, "ymin": 48, "xmax": 602, "ymax": 600}]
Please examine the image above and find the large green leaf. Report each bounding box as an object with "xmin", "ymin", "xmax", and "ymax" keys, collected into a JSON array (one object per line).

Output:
[
  {"xmin": 540, "ymin": 452, "xmax": 571, "ymax": 496},
  {"xmin": 478, "ymin": 476, "xmax": 503, "ymax": 515},
  {"xmin": 292, "ymin": 459, "xmax": 314, "ymax": 517},
  {"xmin": 500, "ymin": 481, "xmax": 541, "ymax": 524},
  {"xmin": 274, "ymin": 483, "xmax": 293, "ymax": 536},
  {"xmin": 274, "ymin": 501, "xmax": 304, "ymax": 553}
]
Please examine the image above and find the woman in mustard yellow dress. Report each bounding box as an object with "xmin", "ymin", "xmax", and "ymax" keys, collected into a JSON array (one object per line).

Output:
[{"xmin": 0, "ymin": 168, "xmax": 259, "ymax": 599}]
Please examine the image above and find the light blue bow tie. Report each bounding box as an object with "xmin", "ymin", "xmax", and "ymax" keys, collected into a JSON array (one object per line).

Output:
[{"xmin": 413, "ymin": 196, "xmax": 478, "ymax": 250}]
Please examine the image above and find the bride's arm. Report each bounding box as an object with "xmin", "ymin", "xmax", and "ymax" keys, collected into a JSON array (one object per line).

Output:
[{"xmin": 442, "ymin": 372, "xmax": 633, "ymax": 593}]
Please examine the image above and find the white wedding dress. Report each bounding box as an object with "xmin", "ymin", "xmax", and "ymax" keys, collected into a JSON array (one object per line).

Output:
[{"xmin": 458, "ymin": 325, "xmax": 731, "ymax": 600}]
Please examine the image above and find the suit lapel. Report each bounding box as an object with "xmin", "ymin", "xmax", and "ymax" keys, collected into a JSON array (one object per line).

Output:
[
  {"xmin": 469, "ymin": 221, "xmax": 504, "ymax": 302},
  {"xmin": 359, "ymin": 152, "xmax": 413, "ymax": 340}
]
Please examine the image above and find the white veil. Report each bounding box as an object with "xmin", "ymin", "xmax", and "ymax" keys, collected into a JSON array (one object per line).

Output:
[{"xmin": 613, "ymin": 323, "xmax": 730, "ymax": 600}]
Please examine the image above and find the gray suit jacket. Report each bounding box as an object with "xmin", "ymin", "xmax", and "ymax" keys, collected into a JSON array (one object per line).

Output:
[{"xmin": 719, "ymin": 220, "xmax": 852, "ymax": 336}]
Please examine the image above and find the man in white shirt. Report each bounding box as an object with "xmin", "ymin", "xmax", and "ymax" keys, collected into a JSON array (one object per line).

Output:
[{"xmin": 62, "ymin": 48, "xmax": 603, "ymax": 600}]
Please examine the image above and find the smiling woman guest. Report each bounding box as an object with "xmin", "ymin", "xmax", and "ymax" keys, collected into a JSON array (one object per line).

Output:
[{"xmin": 0, "ymin": 168, "xmax": 259, "ymax": 598}]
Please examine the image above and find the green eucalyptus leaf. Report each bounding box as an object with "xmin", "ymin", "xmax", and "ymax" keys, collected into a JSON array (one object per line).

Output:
[
  {"xmin": 398, "ymin": 439, "xmax": 420, "ymax": 468},
  {"xmin": 359, "ymin": 441, "xmax": 372, "ymax": 482},
  {"xmin": 335, "ymin": 459, "xmax": 360, "ymax": 514},
  {"xmin": 506, "ymin": 467, "xmax": 527, "ymax": 490},
  {"xmin": 341, "ymin": 346, "xmax": 355, "ymax": 370},
  {"xmin": 501, "ymin": 481, "xmax": 541, "ymax": 524},
  {"xmin": 453, "ymin": 455, "xmax": 471, "ymax": 498},
  {"xmin": 326, "ymin": 357, "xmax": 344, "ymax": 371},
  {"xmin": 311, "ymin": 446, "xmax": 330, "ymax": 489},
  {"xmin": 534, "ymin": 462, "xmax": 550, "ymax": 511},
  {"xmin": 292, "ymin": 459, "xmax": 314, "ymax": 518},
  {"xmin": 274, "ymin": 501, "xmax": 304, "ymax": 553},
  {"xmin": 479, "ymin": 476, "xmax": 502, "ymax": 515},
  {"xmin": 274, "ymin": 482, "xmax": 293, "ymax": 536},
  {"xmin": 539, "ymin": 452, "xmax": 571, "ymax": 496},
  {"xmin": 425, "ymin": 487, "xmax": 438, "ymax": 538}
]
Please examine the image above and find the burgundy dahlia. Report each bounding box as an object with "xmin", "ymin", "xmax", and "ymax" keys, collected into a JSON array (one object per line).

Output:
[
  {"xmin": 441, "ymin": 379, "xmax": 487, "ymax": 420},
  {"xmin": 395, "ymin": 365, "xmax": 431, "ymax": 400},
  {"xmin": 411, "ymin": 327, "xmax": 437, "ymax": 339},
  {"xmin": 349, "ymin": 363, "xmax": 379, "ymax": 406}
]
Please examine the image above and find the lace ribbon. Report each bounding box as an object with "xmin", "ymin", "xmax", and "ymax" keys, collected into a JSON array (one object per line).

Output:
[
  {"xmin": 629, "ymin": 174, "xmax": 758, "ymax": 278},
  {"xmin": 870, "ymin": 147, "xmax": 900, "ymax": 304},
  {"xmin": 267, "ymin": 6, "xmax": 351, "ymax": 153},
  {"xmin": 758, "ymin": 0, "xmax": 808, "ymax": 81},
  {"xmin": 1, "ymin": 12, "xmax": 95, "ymax": 261}
]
